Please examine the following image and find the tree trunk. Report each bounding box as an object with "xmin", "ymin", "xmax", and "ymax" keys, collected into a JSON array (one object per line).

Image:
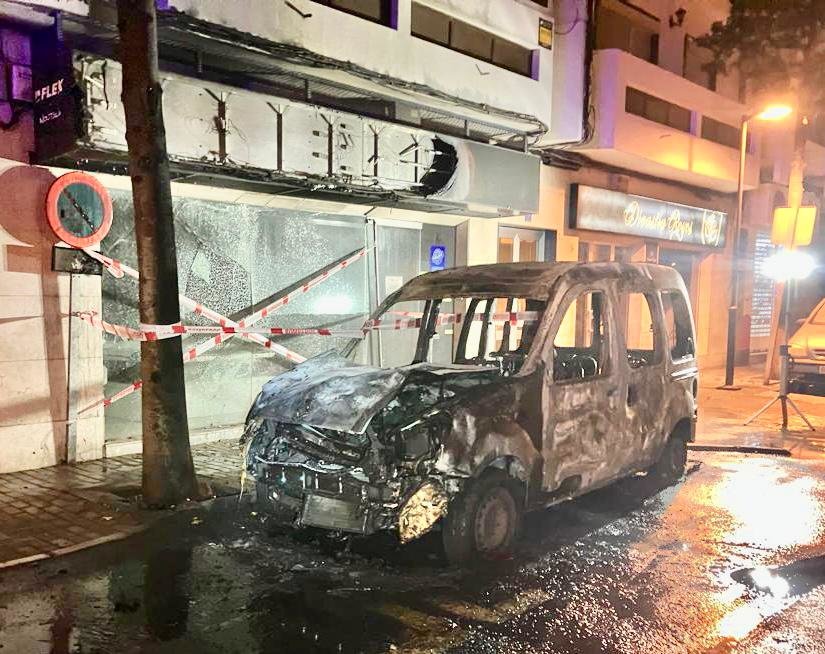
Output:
[{"xmin": 117, "ymin": 0, "xmax": 200, "ymax": 507}]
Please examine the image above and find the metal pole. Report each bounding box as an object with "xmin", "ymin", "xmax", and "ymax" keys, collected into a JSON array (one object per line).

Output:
[{"xmin": 721, "ymin": 117, "xmax": 749, "ymax": 390}]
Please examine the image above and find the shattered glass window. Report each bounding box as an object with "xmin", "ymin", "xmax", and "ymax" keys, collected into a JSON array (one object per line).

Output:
[
  {"xmin": 101, "ymin": 192, "xmax": 369, "ymax": 443},
  {"xmin": 661, "ymin": 290, "xmax": 695, "ymax": 361},
  {"xmin": 553, "ymin": 291, "xmax": 610, "ymax": 381}
]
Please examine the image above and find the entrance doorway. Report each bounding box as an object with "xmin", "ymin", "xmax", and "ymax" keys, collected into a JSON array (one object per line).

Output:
[
  {"xmin": 498, "ymin": 227, "xmax": 555, "ymax": 263},
  {"xmin": 659, "ymin": 248, "xmax": 695, "ymax": 297}
]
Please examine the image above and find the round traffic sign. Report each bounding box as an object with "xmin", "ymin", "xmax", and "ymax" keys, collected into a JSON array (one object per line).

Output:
[{"xmin": 45, "ymin": 172, "xmax": 113, "ymax": 248}]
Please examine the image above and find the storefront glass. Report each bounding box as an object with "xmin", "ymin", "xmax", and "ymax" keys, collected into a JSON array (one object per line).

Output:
[{"xmin": 100, "ymin": 192, "xmax": 454, "ymax": 443}]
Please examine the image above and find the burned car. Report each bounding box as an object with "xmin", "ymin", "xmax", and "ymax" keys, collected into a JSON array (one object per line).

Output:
[{"xmin": 242, "ymin": 262, "xmax": 698, "ymax": 564}]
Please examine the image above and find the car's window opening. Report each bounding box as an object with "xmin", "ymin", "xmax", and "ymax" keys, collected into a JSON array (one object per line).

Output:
[
  {"xmin": 355, "ymin": 295, "xmax": 546, "ymax": 374},
  {"xmin": 413, "ymin": 299, "xmax": 442, "ymax": 363},
  {"xmin": 661, "ymin": 290, "xmax": 695, "ymax": 360},
  {"xmin": 620, "ymin": 292, "xmax": 661, "ymax": 368},
  {"xmin": 553, "ymin": 290, "xmax": 610, "ymax": 382}
]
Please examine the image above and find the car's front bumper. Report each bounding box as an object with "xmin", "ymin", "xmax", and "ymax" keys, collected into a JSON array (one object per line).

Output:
[{"xmin": 254, "ymin": 461, "xmax": 397, "ymax": 535}]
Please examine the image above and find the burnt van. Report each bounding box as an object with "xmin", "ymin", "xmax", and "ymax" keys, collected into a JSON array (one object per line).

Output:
[{"xmin": 242, "ymin": 262, "xmax": 698, "ymax": 564}]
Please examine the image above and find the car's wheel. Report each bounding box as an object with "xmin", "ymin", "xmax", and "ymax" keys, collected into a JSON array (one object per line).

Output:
[
  {"xmin": 442, "ymin": 470, "xmax": 522, "ymax": 567},
  {"xmin": 648, "ymin": 435, "xmax": 688, "ymax": 485}
]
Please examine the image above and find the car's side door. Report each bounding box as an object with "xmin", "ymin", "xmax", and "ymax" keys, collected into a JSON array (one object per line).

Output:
[
  {"xmin": 540, "ymin": 284, "xmax": 625, "ymax": 493},
  {"xmin": 614, "ymin": 284, "xmax": 668, "ymax": 472}
]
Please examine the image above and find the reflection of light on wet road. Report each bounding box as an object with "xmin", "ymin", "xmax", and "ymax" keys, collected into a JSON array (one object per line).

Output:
[
  {"xmin": 711, "ymin": 459, "xmax": 822, "ymax": 550},
  {"xmin": 709, "ymin": 459, "xmax": 821, "ymax": 646},
  {"xmin": 716, "ymin": 602, "xmax": 764, "ymax": 641}
]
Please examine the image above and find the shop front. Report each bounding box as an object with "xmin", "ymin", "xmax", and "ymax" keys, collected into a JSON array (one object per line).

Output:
[{"xmin": 563, "ymin": 182, "xmax": 733, "ymax": 372}]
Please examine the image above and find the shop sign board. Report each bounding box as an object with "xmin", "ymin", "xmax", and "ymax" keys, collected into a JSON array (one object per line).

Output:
[{"xmin": 569, "ymin": 184, "xmax": 728, "ymax": 248}]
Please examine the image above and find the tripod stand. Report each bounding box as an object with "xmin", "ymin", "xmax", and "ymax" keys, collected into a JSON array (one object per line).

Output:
[{"xmin": 744, "ymin": 344, "xmax": 815, "ymax": 431}]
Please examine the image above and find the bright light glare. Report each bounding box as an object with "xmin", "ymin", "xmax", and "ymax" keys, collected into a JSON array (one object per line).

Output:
[
  {"xmin": 762, "ymin": 250, "xmax": 816, "ymax": 281},
  {"xmin": 756, "ymin": 104, "xmax": 793, "ymax": 121},
  {"xmin": 750, "ymin": 566, "xmax": 790, "ymax": 597}
]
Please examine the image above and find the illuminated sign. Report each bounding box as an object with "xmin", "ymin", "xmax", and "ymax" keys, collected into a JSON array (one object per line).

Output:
[{"xmin": 569, "ymin": 184, "xmax": 728, "ymax": 248}]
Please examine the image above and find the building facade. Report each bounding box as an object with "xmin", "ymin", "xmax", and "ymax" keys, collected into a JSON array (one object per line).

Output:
[
  {"xmin": 0, "ymin": 0, "xmax": 578, "ymax": 472},
  {"xmin": 0, "ymin": 0, "xmax": 814, "ymax": 473}
]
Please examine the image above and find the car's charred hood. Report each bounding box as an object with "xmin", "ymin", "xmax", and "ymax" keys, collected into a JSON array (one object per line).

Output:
[{"xmin": 248, "ymin": 351, "xmax": 497, "ymax": 434}]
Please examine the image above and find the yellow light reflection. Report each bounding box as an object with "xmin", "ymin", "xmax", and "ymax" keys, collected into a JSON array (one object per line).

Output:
[
  {"xmin": 716, "ymin": 603, "xmax": 763, "ymax": 641},
  {"xmin": 709, "ymin": 459, "xmax": 822, "ymax": 550},
  {"xmin": 755, "ymin": 104, "xmax": 793, "ymax": 121}
]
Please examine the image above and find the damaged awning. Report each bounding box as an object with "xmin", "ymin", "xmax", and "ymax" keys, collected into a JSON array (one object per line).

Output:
[{"xmin": 34, "ymin": 13, "xmax": 542, "ymax": 217}]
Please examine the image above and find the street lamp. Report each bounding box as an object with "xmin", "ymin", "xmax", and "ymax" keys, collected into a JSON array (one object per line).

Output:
[{"xmin": 721, "ymin": 103, "xmax": 794, "ymax": 390}]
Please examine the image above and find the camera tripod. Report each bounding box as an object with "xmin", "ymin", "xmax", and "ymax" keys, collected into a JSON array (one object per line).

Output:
[{"xmin": 744, "ymin": 345, "xmax": 815, "ymax": 431}]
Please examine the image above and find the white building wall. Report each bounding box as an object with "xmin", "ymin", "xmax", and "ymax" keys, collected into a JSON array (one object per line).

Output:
[{"xmin": 162, "ymin": 0, "xmax": 580, "ymax": 142}]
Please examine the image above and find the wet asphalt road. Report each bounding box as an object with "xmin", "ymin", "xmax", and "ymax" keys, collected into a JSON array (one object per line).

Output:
[{"xmin": 2, "ymin": 452, "xmax": 825, "ymax": 654}]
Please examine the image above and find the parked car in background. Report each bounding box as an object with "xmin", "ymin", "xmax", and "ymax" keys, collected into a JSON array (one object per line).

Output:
[
  {"xmin": 789, "ymin": 298, "xmax": 825, "ymax": 396},
  {"xmin": 241, "ymin": 262, "xmax": 699, "ymax": 565}
]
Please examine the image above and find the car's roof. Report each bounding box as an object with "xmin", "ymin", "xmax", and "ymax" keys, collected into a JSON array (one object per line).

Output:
[{"xmin": 395, "ymin": 262, "xmax": 686, "ymax": 301}]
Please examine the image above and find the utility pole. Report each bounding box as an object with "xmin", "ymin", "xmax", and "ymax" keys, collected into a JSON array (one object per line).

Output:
[{"xmin": 117, "ymin": 0, "xmax": 200, "ymax": 507}]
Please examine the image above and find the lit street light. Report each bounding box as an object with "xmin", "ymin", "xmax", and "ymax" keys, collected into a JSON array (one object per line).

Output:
[{"xmin": 721, "ymin": 103, "xmax": 794, "ymax": 390}]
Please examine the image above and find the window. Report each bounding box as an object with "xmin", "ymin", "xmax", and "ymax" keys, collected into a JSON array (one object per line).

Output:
[
  {"xmin": 661, "ymin": 290, "xmax": 695, "ymax": 360},
  {"xmin": 456, "ymin": 297, "xmax": 546, "ymax": 374},
  {"xmin": 553, "ymin": 291, "xmax": 610, "ymax": 381},
  {"xmin": 595, "ymin": 3, "xmax": 659, "ymax": 64},
  {"xmin": 411, "ymin": 3, "xmax": 536, "ymax": 77},
  {"xmin": 621, "ymin": 292, "xmax": 660, "ymax": 368},
  {"xmin": 528, "ymin": 0, "xmax": 550, "ymax": 6},
  {"xmin": 625, "ymin": 87, "xmax": 691, "ymax": 133},
  {"xmin": 310, "ymin": 0, "xmax": 394, "ymax": 26},
  {"xmin": 701, "ymin": 116, "xmax": 740, "ymax": 149}
]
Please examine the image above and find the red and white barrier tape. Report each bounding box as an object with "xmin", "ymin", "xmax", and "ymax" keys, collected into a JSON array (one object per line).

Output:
[
  {"xmin": 74, "ymin": 312, "xmax": 366, "ymax": 339},
  {"xmin": 75, "ymin": 309, "xmax": 540, "ymax": 345},
  {"xmin": 78, "ymin": 247, "xmax": 367, "ymax": 414},
  {"xmin": 364, "ymin": 311, "xmax": 540, "ymax": 331}
]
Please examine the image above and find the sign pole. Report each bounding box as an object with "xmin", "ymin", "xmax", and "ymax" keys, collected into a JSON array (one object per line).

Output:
[
  {"xmin": 65, "ymin": 272, "xmax": 77, "ymax": 463},
  {"xmin": 719, "ymin": 117, "xmax": 748, "ymax": 390}
]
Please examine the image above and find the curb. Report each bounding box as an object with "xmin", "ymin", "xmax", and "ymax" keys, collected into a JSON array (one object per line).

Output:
[
  {"xmin": 688, "ymin": 444, "xmax": 792, "ymax": 457},
  {"xmin": 0, "ymin": 491, "xmax": 247, "ymax": 573},
  {"xmin": 0, "ymin": 530, "xmax": 141, "ymax": 572}
]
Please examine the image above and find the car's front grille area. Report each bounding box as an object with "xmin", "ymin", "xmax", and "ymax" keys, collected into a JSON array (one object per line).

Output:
[
  {"xmin": 811, "ymin": 349, "xmax": 825, "ymax": 360},
  {"xmin": 271, "ymin": 423, "xmax": 368, "ymax": 466},
  {"xmin": 264, "ymin": 464, "xmax": 363, "ymax": 500}
]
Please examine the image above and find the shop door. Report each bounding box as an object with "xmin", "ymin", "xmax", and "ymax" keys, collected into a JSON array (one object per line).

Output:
[
  {"xmin": 658, "ymin": 249, "xmax": 694, "ymax": 296},
  {"xmin": 371, "ymin": 220, "xmax": 455, "ymax": 367},
  {"xmin": 498, "ymin": 227, "xmax": 554, "ymax": 263}
]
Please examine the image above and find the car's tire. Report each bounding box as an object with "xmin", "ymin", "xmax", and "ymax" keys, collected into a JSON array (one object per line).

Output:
[
  {"xmin": 442, "ymin": 470, "xmax": 522, "ymax": 567},
  {"xmin": 648, "ymin": 435, "xmax": 688, "ymax": 485}
]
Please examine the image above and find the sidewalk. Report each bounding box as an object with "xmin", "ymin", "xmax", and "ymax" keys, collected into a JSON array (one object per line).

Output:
[
  {"xmin": 2, "ymin": 368, "xmax": 824, "ymax": 571},
  {"xmin": 696, "ymin": 365, "xmax": 825, "ymax": 459},
  {"xmin": 0, "ymin": 440, "xmax": 247, "ymax": 570}
]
